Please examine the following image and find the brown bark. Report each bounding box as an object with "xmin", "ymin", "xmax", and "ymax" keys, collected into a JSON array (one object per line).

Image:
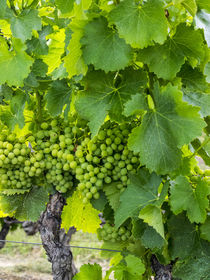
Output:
[
  {"xmin": 38, "ymin": 192, "xmax": 77, "ymax": 280},
  {"xmin": 22, "ymin": 221, "xmax": 38, "ymax": 235},
  {"xmin": 151, "ymin": 255, "xmax": 173, "ymax": 280},
  {"xmin": 0, "ymin": 222, "xmax": 10, "ymax": 249}
]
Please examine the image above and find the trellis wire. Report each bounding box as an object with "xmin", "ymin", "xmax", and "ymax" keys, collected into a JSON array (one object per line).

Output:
[{"xmin": 0, "ymin": 239, "xmax": 121, "ymax": 252}]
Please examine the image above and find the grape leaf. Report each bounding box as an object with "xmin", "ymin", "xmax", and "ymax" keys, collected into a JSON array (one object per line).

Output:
[
  {"xmin": 124, "ymin": 255, "xmax": 145, "ymax": 276},
  {"xmin": 196, "ymin": 0, "xmax": 210, "ymax": 12},
  {"xmin": 113, "ymin": 255, "xmax": 145, "ymax": 280},
  {"xmin": 183, "ymin": 91, "xmax": 210, "ymax": 117},
  {"xmin": 1, "ymin": 189, "xmax": 29, "ymax": 195},
  {"xmin": 0, "ymin": 91, "xmax": 27, "ymax": 130},
  {"xmin": 173, "ymin": 255, "xmax": 210, "ymax": 279},
  {"xmin": 45, "ymin": 80, "xmax": 72, "ymax": 117},
  {"xmin": 0, "ymin": 186, "xmax": 48, "ymax": 222},
  {"xmin": 0, "ymin": 38, "xmax": 33, "ymax": 87},
  {"xmin": 138, "ymin": 24, "xmax": 205, "ymax": 80},
  {"xmin": 103, "ymin": 182, "xmax": 121, "ymax": 212},
  {"xmin": 168, "ymin": 214, "xmax": 198, "ymax": 259},
  {"xmin": 64, "ymin": 19, "xmax": 88, "ymax": 79},
  {"xmin": 178, "ymin": 64, "xmax": 209, "ymax": 92},
  {"xmin": 61, "ymin": 191, "xmax": 101, "ymax": 233},
  {"xmin": 0, "ymin": 0, "xmax": 6, "ymax": 18},
  {"xmin": 27, "ymin": 26, "xmax": 52, "ymax": 56},
  {"xmin": 179, "ymin": 65, "xmax": 210, "ymax": 117},
  {"xmin": 109, "ymin": 0, "xmax": 168, "ymax": 49},
  {"xmin": 200, "ymin": 216, "xmax": 210, "ymax": 242},
  {"xmin": 170, "ymin": 176, "xmax": 210, "ymax": 223},
  {"xmin": 115, "ymin": 169, "xmax": 162, "ymax": 228},
  {"xmin": 195, "ymin": 10, "xmax": 210, "ymax": 47},
  {"xmin": 51, "ymin": 63, "xmax": 68, "ymax": 80},
  {"xmin": 205, "ymin": 62, "xmax": 210, "ymax": 83},
  {"xmin": 141, "ymin": 226, "xmax": 165, "ymax": 251},
  {"xmin": 0, "ymin": 84, "xmax": 13, "ymax": 100},
  {"xmin": 181, "ymin": 0, "xmax": 197, "ymax": 16},
  {"xmin": 55, "ymin": 0, "xmax": 74, "ymax": 15},
  {"xmin": 41, "ymin": 29, "xmax": 65, "ymax": 74},
  {"xmin": 128, "ymin": 82, "xmax": 205, "ymax": 174},
  {"xmin": 73, "ymin": 264, "xmax": 102, "ymax": 280},
  {"xmin": 10, "ymin": 9, "xmax": 42, "ymax": 42},
  {"xmin": 123, "ymin": 93, "xmax": 147, "ymax": 117},
  {"xmin": 76, "ymin": 68, "xmax": 147, "ymax": 136},
  {"xmin": 81, "ymin": 17, "xmax": 132, "ymax": 72},
  {"xmin": 139, "ymin": 205, "xmax": 164, "ymax": 239}
]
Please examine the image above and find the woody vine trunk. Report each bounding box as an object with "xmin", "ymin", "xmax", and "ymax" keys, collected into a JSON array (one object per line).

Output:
[{"xmin": 38, "ymin": 192, "xmax": 77, "ymax": 280}]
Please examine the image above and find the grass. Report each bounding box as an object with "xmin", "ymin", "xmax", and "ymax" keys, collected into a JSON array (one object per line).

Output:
[{"xmin": 0, "ymin": 227, "xmax": 110, "ymax": 279}]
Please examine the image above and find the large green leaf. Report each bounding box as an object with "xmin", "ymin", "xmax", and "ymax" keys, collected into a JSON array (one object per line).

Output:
[
  {"xmin": 10, "ymin": 9, "xmax": 42, "ymax": 42},
  {"xmin": 45, "ymin": 80, "xmax": 72, "ymax": 117},
  {"xmin": 115, "ymin": 169, "xmax": 162, "ymax": 228},
  {"xmin": 0, "ymin": 38, "xmax": 33, "ymax": 87},
  {"xmin": 200, "ymin": 216, "xmax": 210, "ymax": 242},
  {"xmin": 73, "ymin": 264, "xmax": 102, "ymax": 280},
  {"xmin": 168, "ymin": 214, "xmax": 198, "ymax": 259},
  {"xmin": 0, "ymin": 186, "xmax": 48, "ymax": 222},
  {"xmin": 128, "ymin": 82, "xmax": 205, "ymax": 174},
  {"xmin": 0, "ymin": 0, "xmax": 6, "ymax": 18},
  {"xmin": 81, "ymin": 17, "xmax": 132, "ymax": 72},
  {"xmin": 109, "ymin": 0, "xmax": 168, "ymax": 49},
  {"xmin": 141, "ymin": 226, "xmax": 165, "ymax": 251},
  {"xmin": 139, "ymin": 205, "xmax": 165, "ymax": 239},
  {"xmin": 76, "ymin": 68, "xmax": 147, "ymax": 136},
  {"xmin": 170, "ymin": 176, "xmax": 210, "ymax": 223},
  {"xmin": 196, "ymin": 0, "xmax": 210, "ymax": 12},
  {"xmin": 195, "ymin": 10, "xmax": 210, "ymax": 47},
  {"xmin": 55, "ymin": 0, "xmax": 74, "ymax": 15},
  {"xmin": 103, "ymin": 182, "xmax": 121, "ymax": 212},
  {"xmin": 113, "ymin": 255, "xmax": 145, "ymax": 280},
  {"xmin": 0, "ymin": 91, "xmax": 27, "ymax": 130},
  {"xmin": 138, "ymin": 24, "xmax": 205, "ymax": 80},
  {"xmin": 173, "ymin": 255, "xmax": 210, "ymax": 279}
]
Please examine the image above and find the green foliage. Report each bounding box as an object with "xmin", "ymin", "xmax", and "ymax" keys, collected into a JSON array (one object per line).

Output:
[
  {"xmin": 109, "ymin": 0, "xmax": 168, "ymax": 48},
  {"xmin": 170, "ymin": 176, "xmax": 210, "ymax": 223},
  {"xmin": 81, "ymin": 17, "xmax": 132, "ymax": 72},
  {"xmin": 0, "ymin": 186, "xmax": 48, "ymax": 222},
  {"xmin": 0, "ymin": 0, "xmax": 209, "ymax": 279},
  {"xmin": 128, "ymin": 83, "xmax": 205, "ymax": 174}
]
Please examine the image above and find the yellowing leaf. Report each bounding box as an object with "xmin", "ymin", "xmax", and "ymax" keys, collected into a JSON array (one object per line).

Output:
[
  {"xmin": 42, "ymin": 28, "xmax": 65, "ymax": 74},
  {"xmin": 61, "ymin": 191, "xmax": 101, "ymax": 233},
  {"xmin": 0, "ymin": 210, "xmax": 8, "ymax": 218},
  {"xmin": 64, "ymin": 19, "xmax": 88, "ymax": 79}
]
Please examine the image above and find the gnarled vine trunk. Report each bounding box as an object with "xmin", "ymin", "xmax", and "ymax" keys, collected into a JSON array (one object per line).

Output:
[
  {"xmin": 38, "ymin": 192, "xmax": 77, "ymax": 280},
  {"xmin": 151, "ymin": 255, "xmax": 173, "ymax": 280},
  {"xmin": 0, "ymin": 222, "xmax": 10, "ymax": 250}
]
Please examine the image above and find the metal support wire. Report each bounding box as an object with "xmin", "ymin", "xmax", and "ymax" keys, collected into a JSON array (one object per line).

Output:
[{"xmin": 0, "ymin": 239, "xmax": 121, "ymax": 253}]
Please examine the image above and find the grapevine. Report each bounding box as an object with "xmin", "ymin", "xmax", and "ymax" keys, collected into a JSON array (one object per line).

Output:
[{"xmin": 0, "ymin": 0, "xmax": 209, "ymax": 280}]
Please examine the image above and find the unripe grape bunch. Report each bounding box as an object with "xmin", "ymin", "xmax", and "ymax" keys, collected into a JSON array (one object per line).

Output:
[{"xmin": 0, "ymin": 115, "xmax": 141, "ymax": 203}]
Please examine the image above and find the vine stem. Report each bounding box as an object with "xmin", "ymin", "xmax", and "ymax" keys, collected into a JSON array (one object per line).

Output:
[{"xmin": 190, "ymin": 137, "xmax": 210, "ymax": 158}]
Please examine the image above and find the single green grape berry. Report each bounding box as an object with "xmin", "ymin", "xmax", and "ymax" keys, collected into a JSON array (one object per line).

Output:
[
  {"xmin": 90, "ymin": 186, "xmax": 97, "ymax": 194},
  {"xmin": 70, "ymin": 161, "xmax": 77, "ymax": 169},
  {"xmin": 41, "ymin": 123, "xmax": 49, "ymax": 130},
  {"xmin": 6, "ymin": 143, "xmax": 13, "ymax": 151},
  {"xmin": 86, "ymin": 192, "xmax": 93, "ymax": 199}
]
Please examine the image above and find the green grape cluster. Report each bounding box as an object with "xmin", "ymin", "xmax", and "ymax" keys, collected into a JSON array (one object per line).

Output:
[
  {"xmin": 76, "ymin": 121, "xmax": 140, "ymax": 203},
  {"xmin": 0, "ymin": 133, "xmax": 33, "ymax": 190},
  {"xmin": 0, "ymin": 115, "xmax": 140, "ymax": 202},
  {"xmin": 97, "ymin": 223, "xmax": 132, "ymax": 243}
]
